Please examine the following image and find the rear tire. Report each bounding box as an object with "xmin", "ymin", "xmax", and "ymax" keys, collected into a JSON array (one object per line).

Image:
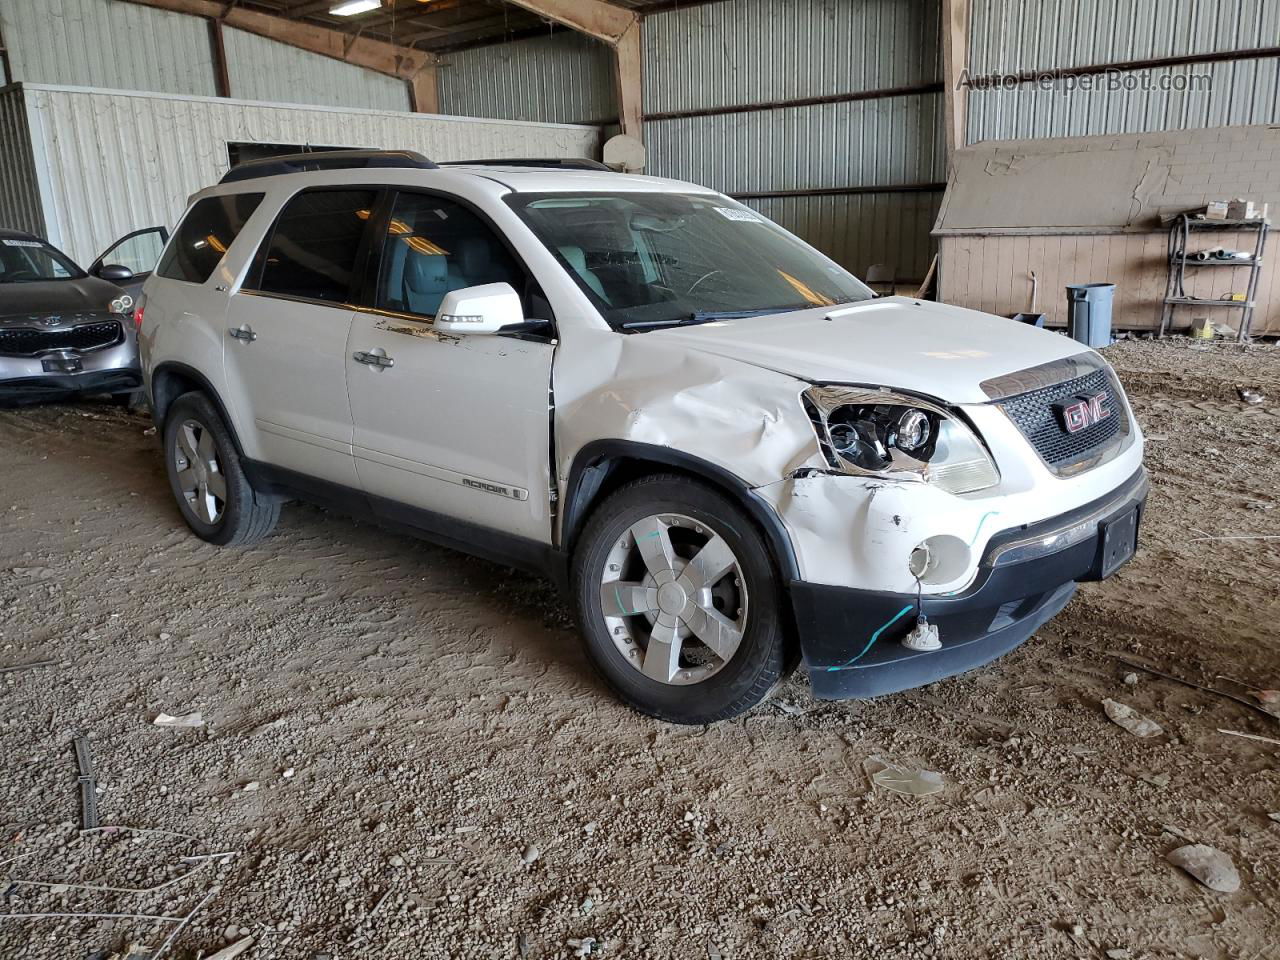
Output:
[
  {"xmin": 163, "ymin": 391, "xmax": 279, "ymax": 546},
  {"xmin": 571, "ymin": 474, "xmax": 793, "ymax": 724}
]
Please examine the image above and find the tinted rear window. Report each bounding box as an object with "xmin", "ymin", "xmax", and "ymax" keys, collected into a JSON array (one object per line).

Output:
[
  {"xmin": 248, "ymin": 189, "xmax": 377, "ymax": 303},
  {"xmin": 157, "ymin": 193, "xmax": 263, "ymax": 285}
]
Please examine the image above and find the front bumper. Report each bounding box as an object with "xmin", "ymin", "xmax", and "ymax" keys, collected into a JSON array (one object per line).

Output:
[
  {"xmin": 0, "ymin": 369, "xmax": 141, "ymax": 400},
  {"xmin": 0, "ymin": 334, "xmax": 139, "ymax": 401},
  {"xmin": 793, "ymin": 467, "xmax": 1148, "ymax": 699}
]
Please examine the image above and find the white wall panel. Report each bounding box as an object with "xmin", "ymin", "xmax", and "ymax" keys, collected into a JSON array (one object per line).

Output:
[
  {"xmin": 0, "ymin": 0, "xmax": 216, "ymax": 96},
  {"xmin": 223, "ymin": 27, "xmax": 410, "ymax": 113},
  {"xmin": 11, "ymin": 84, "xmax": 598, "ymax": 266}
]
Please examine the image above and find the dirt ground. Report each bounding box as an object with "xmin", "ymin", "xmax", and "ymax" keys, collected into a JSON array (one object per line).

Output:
[{"xmin": 1, "ymin": 337, "xmax": 1278, "ymax": 960}]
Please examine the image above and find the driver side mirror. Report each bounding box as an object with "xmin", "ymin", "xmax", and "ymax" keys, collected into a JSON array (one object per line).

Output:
[
  {"xmin": 96, "ymin": 263, "xmax": 134, "ymax": 282},
  {"xmin": 434, "ymin": 282, "xmax": 525, "ymax": 335}
]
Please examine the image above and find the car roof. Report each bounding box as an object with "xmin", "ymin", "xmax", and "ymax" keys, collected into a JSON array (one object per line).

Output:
[
  {"xmin": 443, "ymin": 166, "xmax": 715, "ymax": 195},
  {"xmin": 0, "ymin": 228, "xmax": 42, "ymax": 241},
  {"xmin": 202, "ymin": 164, "xmax": 717, "ymax": 199}
]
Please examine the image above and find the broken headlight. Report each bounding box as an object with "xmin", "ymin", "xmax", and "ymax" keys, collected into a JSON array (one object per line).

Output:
[{"xmin": 803, "ymin": 386, "xmax": 999, "ymax": 494}]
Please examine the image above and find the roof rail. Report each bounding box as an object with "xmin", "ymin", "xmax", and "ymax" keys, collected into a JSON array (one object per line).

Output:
[
  {"xmin": 441, "ymin": 157, "xmax": 611, "ymax": 171},
  {"xmin": 219, "ymin": 149, "xmax": 438, "ymax": 184}
]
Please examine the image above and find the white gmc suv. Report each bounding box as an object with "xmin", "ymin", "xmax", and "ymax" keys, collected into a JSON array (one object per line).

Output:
[{"xmin": 138, "ymin": 151, "xmax": 1146, "ymax": 724}]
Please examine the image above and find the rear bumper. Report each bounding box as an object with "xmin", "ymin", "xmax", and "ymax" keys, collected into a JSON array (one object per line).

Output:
[{"xmin": 794, "ymin": 467, "xmax": 1148, "ymax": 699}]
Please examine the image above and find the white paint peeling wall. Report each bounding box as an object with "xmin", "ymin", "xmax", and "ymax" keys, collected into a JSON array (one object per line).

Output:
[
  {"xmin": 8, "ymin": 84, "xmax": 598, "ymax": 266},
  {"xmin": 0, "ymin": 0, "xmax": 216, "ymax": 96},
  {"xmin": 222, "ymin": 27, "xmax": 411, "ymax": 114}
]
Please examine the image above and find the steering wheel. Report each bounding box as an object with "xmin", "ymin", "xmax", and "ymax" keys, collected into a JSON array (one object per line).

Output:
[
  {"xmin": 4, "ymin": 269, "xmax": 38, "ymax": 282},
  {"xmin": 684, "ymin": 270, "xmax": 723, "ymax": 296}
]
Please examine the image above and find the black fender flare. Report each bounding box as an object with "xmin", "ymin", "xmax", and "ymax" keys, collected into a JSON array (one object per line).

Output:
[
  {"xmin": 560, "ymin": 439, "xmax": 801, "ymax": 583},
  {"xmin": 149, "ymin": 362, "xmax": 247, "ymax": 457}
]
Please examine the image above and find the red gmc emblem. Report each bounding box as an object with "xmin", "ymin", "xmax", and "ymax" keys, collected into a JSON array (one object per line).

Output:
[{"xmin": 1056, "ymin": 392, "xmax": 1111, "ymax": 433}]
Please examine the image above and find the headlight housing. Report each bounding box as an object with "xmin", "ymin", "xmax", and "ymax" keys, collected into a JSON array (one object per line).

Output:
[
  {"xmin": 802, "ymin": 386, "xmax": 999, "ymax": 494},
  {"xmin": 109, "ymin": 294, "xmax": 134, "ymax": 315}
]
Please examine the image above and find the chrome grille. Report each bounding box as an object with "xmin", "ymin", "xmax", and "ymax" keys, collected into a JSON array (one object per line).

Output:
[
  {"xmin": 0, "ymin": 321, "xmax": 123, "ymax": 357},
  {"xmin": 1000, "ymin": 368, "xmax": 1124, "ymax": 468}
]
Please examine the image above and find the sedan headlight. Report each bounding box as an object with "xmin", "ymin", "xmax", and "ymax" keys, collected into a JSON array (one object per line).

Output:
[
  {"xmin": 803, "ymin": 386, "xmax": 999, "ymax": 494},
  {"xmin": 109, "ymin": 294, "xmax": 134, "ymax": 315}
]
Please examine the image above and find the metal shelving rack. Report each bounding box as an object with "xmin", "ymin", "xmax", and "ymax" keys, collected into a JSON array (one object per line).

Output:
[{"xmin": 1160, "ymin": 214, "xmax": 1269, "ymax": 341}]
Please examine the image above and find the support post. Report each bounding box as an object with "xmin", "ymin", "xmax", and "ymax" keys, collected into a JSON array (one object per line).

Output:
[
  {"xmin": 408, "ymin": 68, "xmax": 439, "ymax": 114},
  {"xmin": 941, "ymin": 0, "xmax": 970, "ymax": 169},
  {"xmin": 207, "ymin": 17, "xmax": 231, "ymax": 98}
]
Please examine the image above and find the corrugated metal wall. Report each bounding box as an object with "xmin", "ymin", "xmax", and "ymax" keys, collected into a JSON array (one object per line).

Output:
[
  {"xmin": 439, "ymin": 31, "xmax": 616, "ymax": 124},
  {"xmin": 0, "ymin": 87, "xmax": 44, "ymax": 237},
  {"xmin": 222, "ymin": 27, "xmax": 411, "ymax": 113},
  {"xmin": 434, "ymin": 0, "xmax": 944, "ymax": 280},
  {"xmin": 12, "ymin": 84, "xmax": 599, "ymax": 266},
  {"xmin": 0, "ymin": 0, "xmax": 217, "ymax": 96},
  {"xmin": 965, "ymin": 0, "xmax": 1280, "ymax": 142},
  {"xmin": 643, "ymin": 0, "xmax": 944, "ymax": 281},
  {"xmin": 969, "ymin": 0, "xmax": 1280, "ymax": 73},
  {"xmin": 0, "ymin": 0, "xmax": 418, "ymax": 113},
  {"xmin": 644, "ymin": 0, "xmax": 941, "ymax": 112}
]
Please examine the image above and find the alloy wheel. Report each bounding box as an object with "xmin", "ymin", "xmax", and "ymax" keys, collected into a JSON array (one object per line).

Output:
[
  {"xmin": 599, "ymin": 513, "xmax": 749, "ymax": 685},
  {"xmin": 173, "ymin": 419, "xmax": 226, "ymax": 525}
]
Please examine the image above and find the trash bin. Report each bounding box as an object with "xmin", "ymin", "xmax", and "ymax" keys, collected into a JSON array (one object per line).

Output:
[{"xmin": 1065, "ymin": 283, "xmax": 1116, "ymax": 348}]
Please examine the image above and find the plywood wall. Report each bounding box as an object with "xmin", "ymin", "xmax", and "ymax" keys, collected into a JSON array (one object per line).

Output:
[{"xmin": 940, "ymin": 230, "xmax": 1278, "ymax": 337}]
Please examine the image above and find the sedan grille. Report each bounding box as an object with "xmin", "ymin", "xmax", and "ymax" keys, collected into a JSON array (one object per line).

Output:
[
  {"xmin": 1000, "ymin": 368, "xmax": 1126, "ymax": 469},
  {"xmin": 0, "ymin": 321, "xmax": 124, "ymax": 357}
]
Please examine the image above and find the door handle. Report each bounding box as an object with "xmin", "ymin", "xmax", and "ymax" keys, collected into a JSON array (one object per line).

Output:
[
  {"xmin": 353, "ymin": 349, "xmax": 394, "ymax": 369},
  {"xmin": 229, "ymin": 325, "xmax": 257, "ymax": 342}
]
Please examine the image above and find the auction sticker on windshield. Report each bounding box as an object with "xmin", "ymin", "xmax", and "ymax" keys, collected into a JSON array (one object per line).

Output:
[
  {"xmin": 1, "ymin": 239, "xmax": 43, "ymax": 247},
  {"xmin": 714, "ymin": 207, "xmax": 764, "ymax": 222}
]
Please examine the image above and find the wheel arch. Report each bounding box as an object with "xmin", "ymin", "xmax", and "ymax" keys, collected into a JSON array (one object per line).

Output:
[
  {"xmin": 150, "ymin": 362, "xmax": 245, "ymax": 457},
  {"xmin": 560, "ymin": 440, "xmax": 801, "ymax": 584}
]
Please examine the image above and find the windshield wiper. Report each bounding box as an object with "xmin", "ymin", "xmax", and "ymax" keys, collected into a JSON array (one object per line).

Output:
[{"xmin": 621, "ymin": 307, "xmax": 796, "ymax": 331}]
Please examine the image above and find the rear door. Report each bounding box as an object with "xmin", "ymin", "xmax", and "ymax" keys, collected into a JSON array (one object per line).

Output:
[
  {"xmin": 345, "ymin": 188, "xmax": 555, "ymax": 543},
  {"xmin": 223, "ymin": 187, "xmax": 380, "ymax": 489}
]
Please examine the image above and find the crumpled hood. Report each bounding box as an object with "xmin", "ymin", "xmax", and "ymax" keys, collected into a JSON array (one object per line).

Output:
[
  {"xmin": 645, "ymin": 297, "xmax": 1093, "ymax": 405},
  {"xmin": 0, "ymin": 276, "xmax": 123, "ymax": 323}
]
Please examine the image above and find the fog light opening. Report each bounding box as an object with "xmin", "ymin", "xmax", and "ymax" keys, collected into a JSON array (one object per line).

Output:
[{"xmin": 908, "ymin": 535, "xmax": 972, "ymax": 585}]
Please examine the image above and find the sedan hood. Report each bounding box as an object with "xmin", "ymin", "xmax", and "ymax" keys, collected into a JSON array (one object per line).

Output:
[
  {"xmin": 0, "ymin": 276, "xmax": 123, "ymax": 322},
  {"xmin": 646, "ymin": 297, "xmax": 1091, "ymax": 405}
]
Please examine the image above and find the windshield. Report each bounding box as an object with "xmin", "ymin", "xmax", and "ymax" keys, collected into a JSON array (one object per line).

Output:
[
  {"xmin": 506, "ymin": 192, "xmax": 873, "ymax": 329},
  {"xmin": 0, "ymin": 238, "xmax": 84, "ymax": 283}
]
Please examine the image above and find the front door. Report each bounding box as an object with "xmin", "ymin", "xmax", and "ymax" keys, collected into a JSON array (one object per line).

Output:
[
  {"xmin": 222, "ymin": 188, "xmax": 379, "ymax": 488},
  {"xmin": 91, "ymin": 227, "xmax": 169, "ymax": 301},
  {"xmin": 345, "ymin": 189, "xmax": 555, "ymax": 543}
]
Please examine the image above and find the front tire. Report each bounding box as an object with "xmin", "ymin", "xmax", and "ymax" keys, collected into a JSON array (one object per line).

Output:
[
  {"xmin": 571, "ymin": 474, "xmax": 793, "ymax": 724},
  {"xmin": 163, "ymin": 391, "xmax": 279, "ymax": 546}
]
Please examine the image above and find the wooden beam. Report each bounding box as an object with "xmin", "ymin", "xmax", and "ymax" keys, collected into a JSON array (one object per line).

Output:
[
  {"xmin": 613, "ymin": 18, "xmax": 642, "ymax": 140},
  {"xmin": 503, "ymin": 0, "xmax": 635, "ymax": 44},
  {"xmin": 940, "ymin": 0, "xmax": 970, "ymax": 168},
  {"xmin": 407, "ymin": 67, "xmax": 438, "ymax": 113},
  {"xmin": 115, "ymin": 0, "xmax": 434, "ymax": 78},
  {"xmin": 207, "ymin": 17, "xmax": 232, "ymax": 97}
]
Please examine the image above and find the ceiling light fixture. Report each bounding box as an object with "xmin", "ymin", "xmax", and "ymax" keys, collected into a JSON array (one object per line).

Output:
[{"xmin": 330, "ymin": 0, "xmax": 381, "ymax": 16}]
